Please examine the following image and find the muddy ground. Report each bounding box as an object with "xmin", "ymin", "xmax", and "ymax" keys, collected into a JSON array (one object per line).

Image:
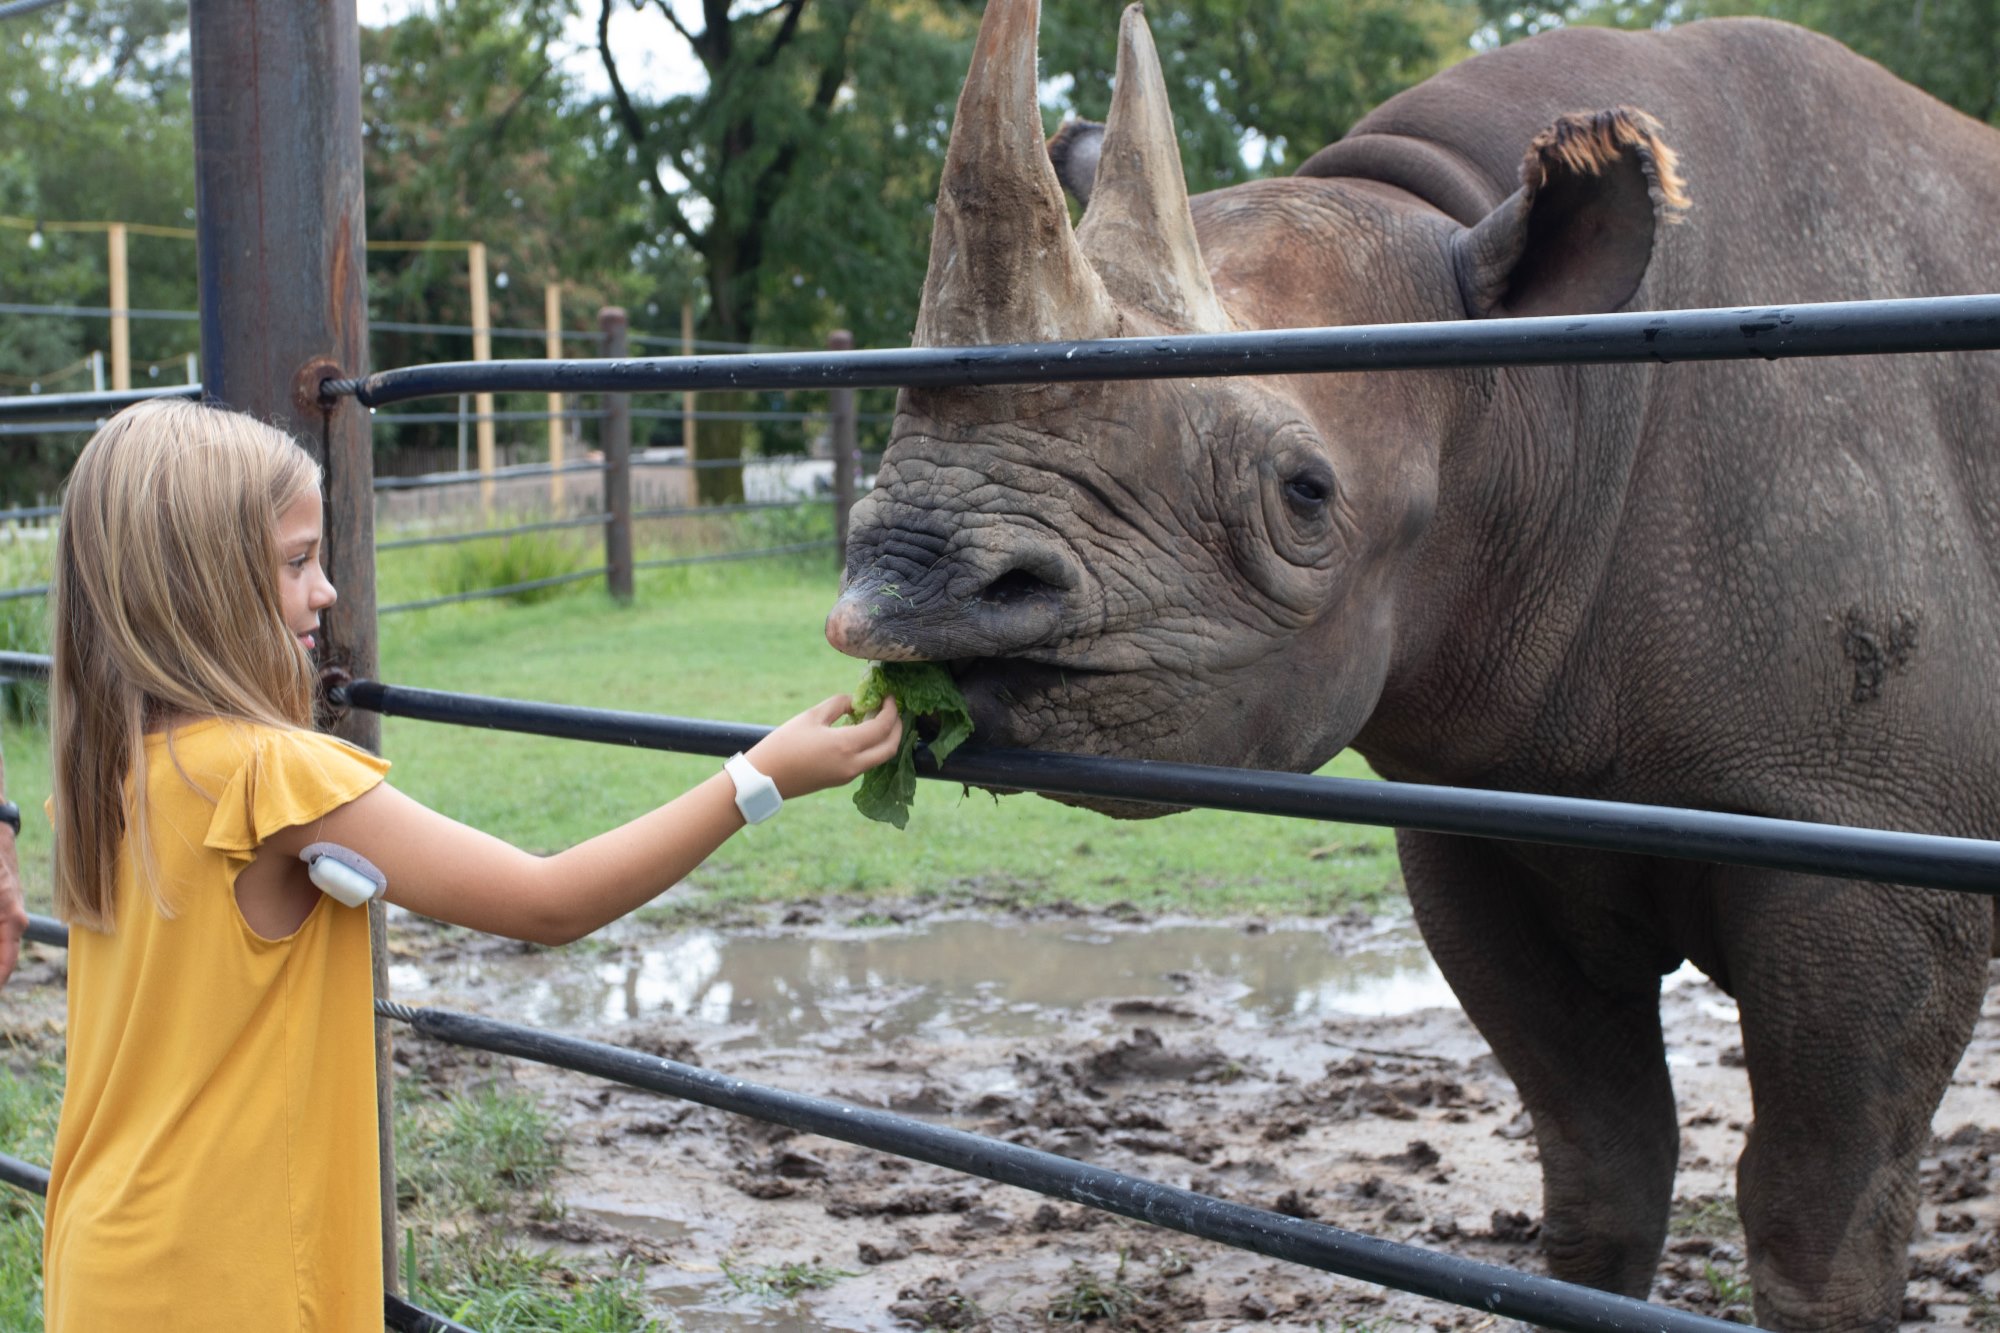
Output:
[{"xmin": 14, "ymin": 897, "xmax": 2000, "ymax": 1329}]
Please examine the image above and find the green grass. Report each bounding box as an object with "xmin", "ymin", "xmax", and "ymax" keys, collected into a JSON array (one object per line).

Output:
[
  {"xmin": 365, "ymin": 557, "xmax": 1400, "ymax": 917},
  {"xmin": 0, "ymin": 555, "xmax": 1401, "ymax": 918},
  {"xmin": 395, "ymin": 1082, "xmax": 667, "ymax": 1332},
  {"xmin": 0, "ymin": 1053, "xmax": 61, "ymax": 1328},
  {"xmin": 396, "ymin": 1083, "xmax": 564, "ymax": 1217},
  {"xmin": 718, "ymin": 1255, "xmax": 856, "ymax": 1300}
]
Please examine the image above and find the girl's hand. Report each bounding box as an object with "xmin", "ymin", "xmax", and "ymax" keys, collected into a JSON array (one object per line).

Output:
[{"xmin": 746, "ymin": 694, "xmax": 903, "ymax": 799}]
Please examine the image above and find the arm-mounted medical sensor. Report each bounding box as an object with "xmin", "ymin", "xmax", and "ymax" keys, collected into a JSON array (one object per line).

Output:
[{"xmin": 300, "ymin": 842, "xmax": 388, "ymax": 908}]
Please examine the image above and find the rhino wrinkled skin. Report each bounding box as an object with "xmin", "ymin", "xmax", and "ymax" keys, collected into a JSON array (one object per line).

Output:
[{"xmin": 827, "ymin": 4, "xmax": 2000, "ymax": 1327}]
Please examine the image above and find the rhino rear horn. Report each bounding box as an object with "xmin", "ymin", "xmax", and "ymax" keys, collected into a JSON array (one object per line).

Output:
[
  {"xmin": 1075, "ymin": 4, "xmax": 1230, "ymax": 334},
  {"xmin": 912, "ymin": 0, "xmax": 1115, "ymax": 348}
]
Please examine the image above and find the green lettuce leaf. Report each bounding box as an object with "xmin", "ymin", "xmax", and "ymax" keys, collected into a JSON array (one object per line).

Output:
[{"xmin": 846, "ymin": 661, "xmax": 974, "ymax": 828}]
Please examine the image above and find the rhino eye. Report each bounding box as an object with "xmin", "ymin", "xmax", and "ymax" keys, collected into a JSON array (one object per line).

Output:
[{"xmin": 1281, "ymin": 472, "xmax": 1332, "ymax": 514}]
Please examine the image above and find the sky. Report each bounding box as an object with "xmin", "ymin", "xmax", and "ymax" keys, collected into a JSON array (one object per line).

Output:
[{"xmin": 355, "ymin": 0, "xmax": 710, "ymax": 101}]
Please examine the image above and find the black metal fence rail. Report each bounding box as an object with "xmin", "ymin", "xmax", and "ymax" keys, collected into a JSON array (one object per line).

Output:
[
  {"xmin": 374, "ymin": 513, "xmax": 611, "ymax": 553},
  {"xmin": 378, "ymin": 568, "xmax": 608, "ymax": 617},
  {"xmin": 314, "ymin": 677, "xmax": 2000, "ymax": 895},
  {"xmin": 370, "ymin": 999, "xmax": 1735, "ymax": 1333},
  {"xmin": 326, "ymin": 293, "xmax": 2000, "ymax": 405},
  {"xmin": 0, "ymin": 649, "xmax": 1990, "ymax": 892},
  {"xmin": 1, "ymin": 906, "xmax": 1732, "ymax": 1333},
  {"xmin": 0, "ymin": 383, "xmax": 203, "ymax": 421}
]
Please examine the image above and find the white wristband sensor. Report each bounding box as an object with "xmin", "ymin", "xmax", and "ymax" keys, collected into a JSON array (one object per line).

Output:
[
  {"xmin": 300, "ymin": 842, "xmax": 389, "ymax": 908},
  {"xmin": 725, "ymin": 752, "xmax": 783, "ymax": 825}
]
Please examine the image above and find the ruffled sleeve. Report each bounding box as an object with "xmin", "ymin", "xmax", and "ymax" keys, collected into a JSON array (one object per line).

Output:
[{"xmin": 202, "ymin": 728, "xmax": 391, "ymax": 861}]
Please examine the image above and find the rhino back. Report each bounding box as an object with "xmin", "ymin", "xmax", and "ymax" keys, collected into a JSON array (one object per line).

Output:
[{"xmin": 1297, "ymin": 20, "xmax": 2000, "ymax": 835}]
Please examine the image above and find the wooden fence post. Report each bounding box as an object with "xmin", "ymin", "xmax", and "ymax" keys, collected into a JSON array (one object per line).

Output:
[
  {"xmin": 107, "ymin": 223, "xmax": 130, "ymax": 392},
  {"xmin": 188, "ymin": 0, "xmax": 389, "ymax": 1292},
  {"xmin": 545, "ymin": 283, "xmax": 565, "ymax": 509},
  {"xmin": 468, "ymin": 240, "xmax": 496, "ymax": 511},
  {"xmin": 828, "ymin": 329, "xmax": 856, "ymax": 553},
  {"xmin": 681, "ymin": 300, "xmax": 696, "ymax": 460},
  {"xmin": 600, "ymin": 306, "xmax": 633, "ymax": 603}
]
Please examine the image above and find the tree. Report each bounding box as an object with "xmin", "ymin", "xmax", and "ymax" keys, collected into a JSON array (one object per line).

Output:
[
  {"xmin": 585, "ymin": 0, "xmax": 1474, "ymax": 497},
  {"xmin": 1470, "ymin": 0, "xmax": 2000, "ymax": 127},
  {"xmin": 361, "ymin": 0, "xmax": 671, "ymax": 463},
  {"xmin": 1039, "ymin": 0, "xmax": 1477, "ymax": 188},
  {"xmin": 0, "ymin": 1, "xmax": 199, "ymax": 502},
  {"xmin": 1700, "ymin": 0, "xmax": 2000, "ymax": 124}
]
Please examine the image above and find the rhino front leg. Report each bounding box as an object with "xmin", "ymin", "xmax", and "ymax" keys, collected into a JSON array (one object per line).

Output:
[
  {"xmin": 1398, "ymin": 831, "xmax": 1679, "ymax": 1299},
  {"xmin": 1713, "ymin": 868, "xmax": 1989, "ymax": 1332}
]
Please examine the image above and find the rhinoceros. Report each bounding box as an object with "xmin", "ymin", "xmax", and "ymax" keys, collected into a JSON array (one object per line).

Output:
[{"xmin": 825, "ymin": 3, "xmax": 2000, "ymax": 1327}]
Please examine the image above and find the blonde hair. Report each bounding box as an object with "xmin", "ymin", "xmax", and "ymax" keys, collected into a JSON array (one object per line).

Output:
[{"xmin": 51, "ymin": 399, "xmax": 324, "ymax": 930}]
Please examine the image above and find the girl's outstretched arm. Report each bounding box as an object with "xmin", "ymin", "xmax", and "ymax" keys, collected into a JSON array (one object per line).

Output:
[{"xmin": 248, "ymin": 695, "xmax": 901, "ymax": 945}]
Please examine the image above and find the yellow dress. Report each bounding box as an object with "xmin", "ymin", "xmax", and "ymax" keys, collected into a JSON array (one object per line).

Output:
[{"xmin": 43, "ymin": 719, "xmax": 391, "ymax": 1332}]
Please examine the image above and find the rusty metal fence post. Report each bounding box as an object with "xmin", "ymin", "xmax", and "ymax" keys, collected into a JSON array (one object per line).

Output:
[
  {"xmin": 828, "ymin": 329, "xmax": 856, "ymax": 553},
  {"xmin": 599, "ymin": 307, "xmax": 634, "ymax": 603},
  {"xmin": 187, "ymin": 0, "xmax": 390, "ymax": 1293}
]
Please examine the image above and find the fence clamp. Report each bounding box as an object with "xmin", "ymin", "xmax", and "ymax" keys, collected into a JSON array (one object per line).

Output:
[
  {"xmin": 315, "ymin": 662, "xmax": 354, "ymax": 730},
  {"xmin": 297, "ymin": 356, "xmax": 348, "ymax": 418}
]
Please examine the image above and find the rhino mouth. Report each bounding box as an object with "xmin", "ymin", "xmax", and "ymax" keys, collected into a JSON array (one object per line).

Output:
[
  {"xmin": 949, "ymin": 657, "xmax": 1128, "ymax": 752},
  {"xmin": 946, "ymin": 656, "xmax": 1186, "ymax": 819}
]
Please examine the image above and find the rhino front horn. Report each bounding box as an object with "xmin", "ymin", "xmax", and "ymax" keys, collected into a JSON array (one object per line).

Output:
[
  {"xmin": 912, "ymin": 0, "xmax": 1116, "ymax": 348},
  {"xmin": 1077, "ymin": 4, "xmax": 1230, "ymax": 334}
]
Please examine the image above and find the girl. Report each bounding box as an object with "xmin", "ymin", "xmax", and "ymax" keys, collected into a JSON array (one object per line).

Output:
[{"xmin": 40, "ymin": 398, "xmax": 902, "ymax": 1330}]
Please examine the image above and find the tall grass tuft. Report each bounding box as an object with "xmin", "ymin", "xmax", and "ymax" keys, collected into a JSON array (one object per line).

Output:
[
  {"xmin": 395, "ymin": 1082, "xmax": 668, "ymax": 1329},
  {"xmin": 442, "ymin": 531, "xmax": 591, "ymax": 606},
  {"xmin": 0, "ymin": 533, "xmax": 52, "ymax": 724},
  {"xmin": 0, "ymin": 1055, "xmax": 63, "ymax": 1328}
]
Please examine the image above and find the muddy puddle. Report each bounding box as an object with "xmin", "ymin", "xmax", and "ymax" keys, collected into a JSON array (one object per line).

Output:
[
  {"xmin": 370, "ymin": 906, "xmax": 2000, "ymax": 1330},
  {"xmin": 387, "ymin": 914, "xmax": 1458, "ymax": 1053}
]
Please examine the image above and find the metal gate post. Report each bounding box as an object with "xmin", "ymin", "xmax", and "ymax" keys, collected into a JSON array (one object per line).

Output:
[
  {"xmin": 599, "ymin": 307, "xmax": 634, "ymax": 602},
  {"xmin": 827, "ymin": 329, "xmax": 856, "ymax": 552},
  {"xmin": 188, "ymin": 0, "xmax": 392, "ymax": 1293}
]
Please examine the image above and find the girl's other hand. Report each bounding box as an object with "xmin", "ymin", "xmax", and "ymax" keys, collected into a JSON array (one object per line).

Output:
[{"xmin": 746, "ymin": 694, "xmax": 903, "ymax": 799}]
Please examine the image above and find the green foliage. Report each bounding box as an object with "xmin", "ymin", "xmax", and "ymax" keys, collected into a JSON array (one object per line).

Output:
[
  {"xmin": 1700, "ymin": 1259, "xmax": 1754, "ymax": 1313},
  {"xmin": 393, "ymin": 1082, "xmax": 666, "ymax": 1329},
  {"xmin": 0, "ymin": 5, "xmax": 198, "ymax": 503},
  {"xmin": 442, "ymin": 531, "xmax": 591, "ymax": 606},
  {"xmin": 1041, "ymin": 0, "xmax": 1478, "ymax": 184},
  {"xmin": 360, "ymin": 0, "xmax": 664, "ymax": 461},
  {"xmin": 1670, "ymin": 1193, "xmax": 1743, "ymax": 1238},
  {"xmin": 0, "ymin": 1056, "xmax": 63, "ymax": 1329},
  {"xmin": 0, "ymin": 537, "xmax": 52, "ymax": 725},
  {"xmin": 718, "ymin": 1254, "xmax": 856, "ymax": 1299},
  {"xmin": 407, "ymin": 1242, "xmax": 666, "ymax": 1332},
  {"xmin": 846, "ymin": 661, "xmax": 974, "ymax": 829},
  {"xmin": 396, "ymin": 1083, "xmax": 564, "ymax": 1217},
  {"xmin": 0, "ymin": 559, "xmax": 1403, "ymax": 917},
  {"xmin": 1048, "ymin": 1253, "xmax": 1139, "ymax": 1324},
  {"xmin": 587, "ymin": 0, "xmax": 1478, "ymax": 352}
]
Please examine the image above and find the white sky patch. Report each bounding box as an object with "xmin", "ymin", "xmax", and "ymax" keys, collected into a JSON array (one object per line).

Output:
[{"xmin": 356, "ymin": 0, "xmax": 710, "ymax": 101}]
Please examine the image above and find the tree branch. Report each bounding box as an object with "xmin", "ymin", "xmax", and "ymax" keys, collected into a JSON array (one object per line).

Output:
[
  {"xmin": 487, "ymin": 59, "xmax": 553, "ymax": 148},
  {"xmin": 644, "ymin": 0, "xmax": 701, "ymax": 56},
  {"xmin": 755, "ymin": 0, "xmax": 810, "ymax": 68},
  {"xmin": 749, "ymin": 0, "xmax": 855, "ymax": 218},
  {"xmin": 598, "ymin": 0, "xmax": 702, "ymax": 247}
]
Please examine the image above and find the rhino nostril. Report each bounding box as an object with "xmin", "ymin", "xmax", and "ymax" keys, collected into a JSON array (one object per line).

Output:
[{"xmin": 979, "ymin": 568, "xmax": 1060, "ymax": 606}]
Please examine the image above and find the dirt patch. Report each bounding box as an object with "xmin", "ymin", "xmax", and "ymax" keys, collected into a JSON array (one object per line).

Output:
[{"xmin": 16, "ymin": 902, "xmax": 2000, "ymax": 1329}]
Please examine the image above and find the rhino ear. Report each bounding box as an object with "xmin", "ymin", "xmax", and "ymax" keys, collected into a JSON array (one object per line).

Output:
[
  {"xmin": 1048, "ymin": 119, "xmax": 1105, "ymax": 205},
  {"xmin": 1453, "ymin": 107, "xmax": 1689, "ymax": 319}
]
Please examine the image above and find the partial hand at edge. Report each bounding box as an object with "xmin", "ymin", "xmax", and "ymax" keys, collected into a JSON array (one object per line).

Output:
[{"xmin": 0, "ymin": 835, "xmax": 26, "ymax": 988}]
